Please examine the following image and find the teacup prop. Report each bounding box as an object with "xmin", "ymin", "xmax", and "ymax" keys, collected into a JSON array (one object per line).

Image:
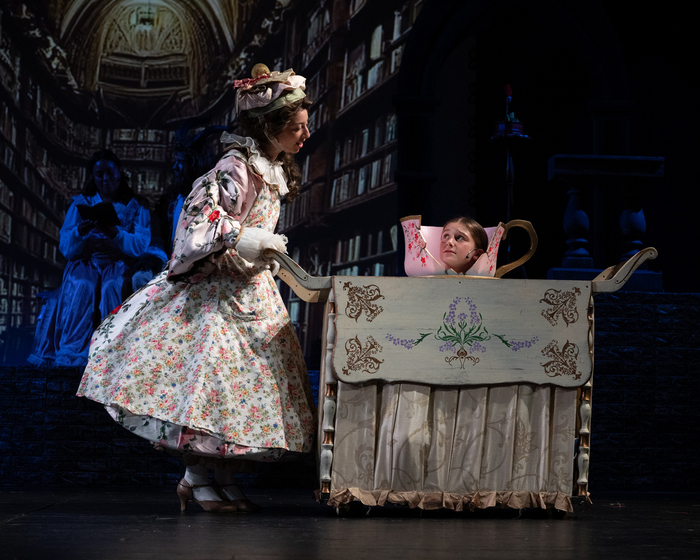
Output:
[{"xmin": 400, "ymin": 216, "xmax": 538, "ymax": 278}]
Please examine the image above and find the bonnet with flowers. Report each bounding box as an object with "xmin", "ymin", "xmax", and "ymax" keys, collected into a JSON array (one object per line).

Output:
[{"xmin": 234, "ymin": 63, "xmax": 306, "ymax": 117}]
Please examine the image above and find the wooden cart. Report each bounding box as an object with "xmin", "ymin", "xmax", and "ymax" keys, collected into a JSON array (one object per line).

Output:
[{"xmin": 267, "ymin": 244, "xmax": 657, "ymax": 512}]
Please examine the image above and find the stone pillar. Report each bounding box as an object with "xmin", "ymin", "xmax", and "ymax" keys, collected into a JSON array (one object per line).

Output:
[
  {"xmin": 547, "ymin": 155, "xmax": 664, "ymax": 290},
  {"xmin": 620, "ymin": 181, "xmax": 647, "ymax": 261},
  {"xmin": 562, "ymin": 178, "xmax": 593, "ymax": 268}
]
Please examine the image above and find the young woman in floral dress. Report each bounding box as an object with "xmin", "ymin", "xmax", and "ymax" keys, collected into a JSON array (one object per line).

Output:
[{"xmin": 77, "ymin": 65, "xmax": 314, "ymax": 513}]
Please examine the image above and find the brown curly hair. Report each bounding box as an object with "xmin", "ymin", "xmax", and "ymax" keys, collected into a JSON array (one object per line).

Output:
[{"xmin": 237, "ymin": 93, "xmax": 313, "ymax": 201}]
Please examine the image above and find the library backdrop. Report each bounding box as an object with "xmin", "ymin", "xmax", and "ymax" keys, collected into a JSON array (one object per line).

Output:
[{"xmin": 0, "ymin": 0, "xmax": 694, "ymax": 372}]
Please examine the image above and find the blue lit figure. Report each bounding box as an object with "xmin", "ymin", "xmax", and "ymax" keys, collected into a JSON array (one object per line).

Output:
[
  {"xmin": 29, "ymin": 150, "xmax": 151, "ymax": 367},
  {"xmin": 153, "ymin": 122, "xmax": 227, "ymax": 258}
]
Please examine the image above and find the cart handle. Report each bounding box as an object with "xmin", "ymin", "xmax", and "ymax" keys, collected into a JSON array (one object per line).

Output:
[
  {"xmin": 494, "ymin": 220, "xmax": 539, "ymax": 278},
  {"xmin": 263, "ymin": 249, "xmax": 332, "ymax": 303},
  {"xmin": 592, "ymin": 247, "xmax": 658, "ymax": 293}
]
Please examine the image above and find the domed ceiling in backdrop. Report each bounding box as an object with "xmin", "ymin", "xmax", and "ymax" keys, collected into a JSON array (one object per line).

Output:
[{"xmin": 6, "ymin": 0, "xmax": 289, "ymax": 126}]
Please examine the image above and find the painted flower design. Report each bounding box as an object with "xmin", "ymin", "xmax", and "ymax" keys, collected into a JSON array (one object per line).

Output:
[
  {"xmin": 402, "ymin": 221, "xmax": 429, "ymax": 267},
  {"xmin": 387, "ymin": 296, "xmax": 538, "ymax": 368}
]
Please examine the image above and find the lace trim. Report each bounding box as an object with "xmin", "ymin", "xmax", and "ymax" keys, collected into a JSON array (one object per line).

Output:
[{"xmin": 220, "ymin": 132, "xmax": 288, "ymax": 195}]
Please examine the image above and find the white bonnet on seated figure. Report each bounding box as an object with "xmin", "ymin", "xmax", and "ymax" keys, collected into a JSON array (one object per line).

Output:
[{"xmin": 234, "ymin": 64, "xmax": 306, "ymax": 117}]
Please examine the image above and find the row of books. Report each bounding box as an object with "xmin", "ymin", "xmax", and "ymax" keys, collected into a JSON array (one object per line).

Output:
[
  {"xmin": 0, "ymin": 178, "xmax": 11, "ymax": 208},
  {"xmin": 341, "ymin": 1, "xmax": 418, "ymax": 110},
  {"xmin": 305, "ymin": 65, "xmax": 328, "ymax": 103},
  {"xmin": 13, "ymin": 222, "xmax": 54, "ymax": 259},
  {"xmin": 24, "ymin": 160, "xmax": 72, "ymax": 216},
  {"xmin": 27, "ymin": 79, "xmax": 102, "ymax": 156},
  {"xmin": 334, "ymin": 262, "xmax": 386, "ymax": 277},
  {"xmin": 0, "ymin": 110, "xmax": 17, "ymax": 147},
  {"xmin": 334, "ymin": 112, "xmax": 397, "ymax": 170},
  {"xmin": 307, "ymin": 101, "xmax": 329, "ymax": 136},
  {"xmin": 334, "ymin": 225, "xmax": 399, "ymax": 264},
  {"xmin": 0, "ymin": 137, "xmax": 17, "ymax": 174},
  {"xmin": 303, "ymin": 11, "xmax": 332, "ymax": 68},
  {"xmin": 0, "ymin": 208, "xmax": 11, "ymax": 242},
  {"xmin": 330, "ymin": 151, "xmax": 395, "ymax": 207},
  {"xmin": 278, "ymin": 189, "xmax": 311, "ymax": 231},
  {"xmin": 17, "ymin": 189, "xmax": 61, "ymax": 239}
]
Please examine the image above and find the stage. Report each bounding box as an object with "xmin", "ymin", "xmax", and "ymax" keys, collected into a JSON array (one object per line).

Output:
[{"xmin": 1, "ymin": 488, "xmax": 698, "ymax": 559}]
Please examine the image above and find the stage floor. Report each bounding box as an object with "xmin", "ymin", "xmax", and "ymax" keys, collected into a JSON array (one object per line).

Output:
[{"xmin": 1, "ymin": 488, "xmax": 698, "ymax": 559}]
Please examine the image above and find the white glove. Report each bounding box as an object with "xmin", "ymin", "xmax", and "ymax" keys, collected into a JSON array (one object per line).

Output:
[
  {"xmin": 266, "ymin": 260, "xmax": 281, "ymax": 277},
  {"xmin": 235, "ymin": 227, "xmax": 288, "ymax": 263}
]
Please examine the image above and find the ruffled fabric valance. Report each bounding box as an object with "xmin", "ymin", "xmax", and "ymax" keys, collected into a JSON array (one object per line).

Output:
[{"xmin": 329, "ymin": 488, "xmax": 573, "ymax": 512}]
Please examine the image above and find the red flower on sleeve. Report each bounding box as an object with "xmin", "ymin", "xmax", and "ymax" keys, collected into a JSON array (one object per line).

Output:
[{"xmin": 208, "ymin": 210, "xmax": 221, "ymax": 222}]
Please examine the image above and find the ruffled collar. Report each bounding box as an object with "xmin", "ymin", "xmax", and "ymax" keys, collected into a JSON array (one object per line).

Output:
[{"xmin": 220, "ymin": 132, "xmax": 288, "ymax": 195}]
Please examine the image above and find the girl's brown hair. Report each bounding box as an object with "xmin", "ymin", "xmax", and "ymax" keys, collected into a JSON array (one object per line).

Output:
[
  {"xmin": 443, "ymin": 216, "xmax": 489, "ymax": 251},
  {"xmin": 237, "ymin": 93, "xmax": 313, "ymax": 201}
]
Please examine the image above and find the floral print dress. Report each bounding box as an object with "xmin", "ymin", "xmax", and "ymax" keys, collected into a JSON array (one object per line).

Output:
[{"xmin": 77, "ymin": 136, "xmax": 315, "ymax": 461}]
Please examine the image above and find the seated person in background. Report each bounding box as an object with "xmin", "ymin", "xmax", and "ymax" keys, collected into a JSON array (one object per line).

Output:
[
  {"xmin": 132, "ymin": 126, "xmax": 224, "ymax": 292},
  {"xmin": 29, "ymin": 149, "xmax": 150, "ymax": 367},
  {"xmin": 440, "ymin": 216, "xmax": 488, "ymax": 274},
  {"xmin": 154, "ymin": 123, "xmax": 226, "ymax": 258}
]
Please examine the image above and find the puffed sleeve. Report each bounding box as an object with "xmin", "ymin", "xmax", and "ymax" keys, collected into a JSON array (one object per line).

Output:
[
  {"xmin": 58, "ymin": 199, "xmax": 86, "ymax": 260},
  {"xmin": 168, "ymin": 152, "xmax": 255, "ymax": 278},
  {"xmin": 113, "ymin": 199, "xmax": 151, "ymax": 258}
]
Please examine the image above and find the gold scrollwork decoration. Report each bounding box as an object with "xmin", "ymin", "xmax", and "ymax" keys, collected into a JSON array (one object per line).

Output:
[
  {"xmin": 540, "ymin": 339, "xmax": 581, "ymax": 379},
  {"xmin": 540, "ymin": 287, "xmax": 582, "ymax": 327},
  {"xmin": 343, "ymin": 282, "xmax": 384, "ymax": 322},
  {"xmin": 342, "ymin": 335, "xmax": 384, "ymax": 376}
]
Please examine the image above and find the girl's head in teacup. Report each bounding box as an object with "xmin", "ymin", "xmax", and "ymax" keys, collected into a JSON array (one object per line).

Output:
[{"xmin": 440, "ymin": 216, "xmax": 488, "ymax": 274}]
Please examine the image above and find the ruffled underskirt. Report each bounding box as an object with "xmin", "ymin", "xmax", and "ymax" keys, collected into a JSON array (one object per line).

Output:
[{"xmin": 107, "ymin": 404, "xmax": 307, "ymax": 463}]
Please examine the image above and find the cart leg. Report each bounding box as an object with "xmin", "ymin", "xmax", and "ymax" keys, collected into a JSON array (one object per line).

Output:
[
  {"xmin": 576, "ymin": 380, "xmax": 593, "ymax": 506},
  {"xmin": 319, "ymin": 297, "xmax": 337, "ymax": 500}
]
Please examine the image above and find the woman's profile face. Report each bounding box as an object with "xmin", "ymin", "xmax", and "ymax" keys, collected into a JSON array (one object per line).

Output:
[
  {"xmin": 275, "ymin": 109, "xmax": 310, "ymax": 154},
  {"xmin": 93, "ymin": 159, "xmax": 121, "ymax": 197}
]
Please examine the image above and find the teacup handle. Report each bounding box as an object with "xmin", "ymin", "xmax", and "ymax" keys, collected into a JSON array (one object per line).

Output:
[{"xmin": 494, "ymin": 220, "xmax": 538, "ymax": 278}]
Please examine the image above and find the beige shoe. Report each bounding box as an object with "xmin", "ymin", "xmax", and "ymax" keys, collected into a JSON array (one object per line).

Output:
[
  {"xmin": 212, "ymin": 481, "xmax": 261, "ymax": 513},
  {"xmin": 176, "ymin": 478, "xmax": 239, "ymax": 513}
]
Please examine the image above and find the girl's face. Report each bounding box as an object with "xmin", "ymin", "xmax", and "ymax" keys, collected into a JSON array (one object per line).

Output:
[
  {"xmin": 93, "ymin": 159, "xmax": 121, "ymax": 198},
  {"xmin": 440, "ymin": 222, "xmax": 482, "ymax": 273},
  {"xmin": 275, "ymin": 109, "xmax": 310, "ymax": 153}
]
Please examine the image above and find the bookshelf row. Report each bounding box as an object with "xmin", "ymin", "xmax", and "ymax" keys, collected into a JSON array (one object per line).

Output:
[
  {"xmin": 0, "ymin": 252, "xmax": 54, "ymax": 329},
  {"xmin": 330, "ymin": 149, "xmax": 395, "ymax": 207},
  {"xmin": 22, "ymin": 67, "xmax": 102, "ymax": 158},
  {"xmin": 305, "ymin": 63, "xmax": 329, "ymax": 103},
  {"xmin": 302, "ymin": 6, "xmax": 332, "ymax": 69},
  {"xmin": 334, "ymin": 112, "xmax": 397, "ymax": 171},
  {"xmin": 307, "ymin": 99, "xmax": 330, "ymax": 137},
  {"xmin": 340, "ymin": 0, "xmax": 421, "ymax": 111},
  {"xmin": 334, "ymin": 224, "xmax": 398, "ymax": 265},
  {"xmin": 333, "ymin": 261, "xmax": 390, "ymax": 277},
  {"xmin": 0, "ymin": 130, "xmax": 18, "ymax": 176},
  {"xmin": 278, "ymin": 187, "xmax": 312, "ymax": 232},
  {"xmin": 342, "ymin": 45, "xmax": 401, "ymax": 110}
]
